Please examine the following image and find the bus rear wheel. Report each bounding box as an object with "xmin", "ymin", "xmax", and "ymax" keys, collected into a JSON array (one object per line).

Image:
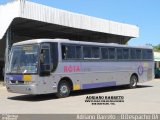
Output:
[
  {"xmin": 129, "ymin": 75, "xmax": 138, "ymax": 88},
  {"xmin": 56, "ymin": 80, "xmax": 71, "ymax": 98}
]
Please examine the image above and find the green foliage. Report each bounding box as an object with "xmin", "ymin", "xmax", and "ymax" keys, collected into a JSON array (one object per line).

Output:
[{"xmin": 153, "ymin": 44, "xmax": 160, "ymax": 52}]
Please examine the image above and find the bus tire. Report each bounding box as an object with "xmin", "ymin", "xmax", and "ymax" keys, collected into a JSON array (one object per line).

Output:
[
  {"xmin": 56, "ymin": 80, "xmax": 71, "ymax": 98},
  {"xmin": 129, "ymin": 75, "xmax": 138, "ymax": 88}
]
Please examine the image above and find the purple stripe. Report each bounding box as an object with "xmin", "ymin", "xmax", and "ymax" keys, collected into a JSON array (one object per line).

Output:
[
  {"xmin": 82, "ymin": 81, "xmax": 116, "ymax": 89},
  {"xmin": 6, "ymin": 75, "xmax": 23, "ymax": 81}
]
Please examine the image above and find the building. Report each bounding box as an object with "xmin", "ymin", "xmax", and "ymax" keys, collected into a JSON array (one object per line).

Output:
[
  {"xmin": 154, "ymin": 52, "xmax": 160, "ymax": 68},
  {"xmin": 154, "ymin": 52, "xmax": 160, "ymax": 78},
  {"xmin": 0, "ymin": 0, "xmax": 139, "ymax": 78}
]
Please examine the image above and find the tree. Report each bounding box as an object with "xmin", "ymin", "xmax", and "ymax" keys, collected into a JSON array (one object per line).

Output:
[{"xmin": 153, "ymin": 44, "xmax": 160, "ymax": 52}]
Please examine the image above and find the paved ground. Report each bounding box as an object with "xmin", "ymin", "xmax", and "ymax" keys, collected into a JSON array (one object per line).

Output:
[{"xmin": 0, "ymin": 79, "xmax": 160, "ymax": 114}]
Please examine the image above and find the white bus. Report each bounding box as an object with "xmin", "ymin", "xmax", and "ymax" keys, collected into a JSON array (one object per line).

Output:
[{"xmin": 5, "ymin": 39, "xmax": 154, "ymax": 98}]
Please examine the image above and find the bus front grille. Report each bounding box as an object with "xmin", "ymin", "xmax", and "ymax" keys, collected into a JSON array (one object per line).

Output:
[{"xmin": 10, "ymin": 80, "xmax": 24, "ymax": 85}]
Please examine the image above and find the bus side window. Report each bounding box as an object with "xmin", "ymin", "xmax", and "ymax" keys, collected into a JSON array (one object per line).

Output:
[
  {"xmin": 142, "ymin": 49, "xmax": 148, "ymax": 60},
  {"xmin": 136, "ymin": 49, "xmax": 142, "ymax": 60},
  {"xmin": 40, "ymin": 49, "xmax": 50, "ymax": 65},
  {"xmin": 62, "ymin": 45, "xmax": 67, "ymax": 60},
  {"xmin": 40, "ymin": 49, "xmax": 45, "ymax": 64},
  {"xmin": 108, "ymin": 48, "xmax": 115, "ymax": 60},
  {"xmin": 101, "ymin": 48, "xmax": 108, "ymax": 59},
  {"xmin": 50, "ymin": 43, "xmax": 58, "ymax": 72},
  {"xmin": 76, "ymin": 46, "xmax": 82, "ymax": 59},
  {"xmin": 66, "ymin": 46, "xmax": 76, "ymax": 59},
  {"xmin": 130, "ymin": 49, "xmax": 136, "ymax": 59},
  {"xmin": 117, "ymin": 48, "xmax": 123, "ymax": 60},
  {"xmin": 40, "ymin": 43, "xmax": 51, "ymax": 76},
  {"xmin": 147, "ymin": 50, "xmax": 153, "ymax": 60},
  {"xmin": 92, "ymin": 47, "xmax": 100, "ymax": 59},
  {"xmin": 123, "ymin": 48, "xmax": 129, "ymax": 59},
  {"xmin": 62, "ymin": 45, "xmax": 82, "ymax": 60},
  {"xmin": 142, "ymin": 49, "xmax": 153, "ymax": 60},
  {"xmin": 83, "ymin": 46, "xmax": 92, "ymax": 59}
]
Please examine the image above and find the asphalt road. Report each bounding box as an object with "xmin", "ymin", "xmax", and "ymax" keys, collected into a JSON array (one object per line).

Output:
[{"xmin": 0, "ymin": 79, "xmax": 160, "ymax": 114}]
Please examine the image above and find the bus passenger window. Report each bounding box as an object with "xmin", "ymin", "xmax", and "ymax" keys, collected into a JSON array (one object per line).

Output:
[
  {"xmin": 76, "ymin": 46, "xmax": 82, "ymax": 59},
  {"xmin": 108, "ymin": 48, "xmax": 115, "ymax": 59},
  {"xmin": 117, "ymin": 48, "xmax": 123, "ymax": 59},
  {"xmin": 66, "ymin": 46, "xmax": 76, "ymax": 59},
  {"xmin": 130, "ymin": 49, "xmax": 136, "ymax": 59},
  {"xmin": 142, "ymin": 49, "xmax": 153, "ymax": 60},
  {"xmin": 40, "ymin": 49, "xmax": 50, "ymax": 64},
  {"xmin": 50, "ymin": 43, "xmax": 58, "ymax": 72},
  {"xmin": 83, "ymin": 47, "xmax": 92, "ymax": 59},
  {"xmin": 147, "ymin": 50, "xmax": 153, "ymax": 60},
  {"xmin": 136, "ymin": 49, "xmax": 142, "ymax": 60},
  {"xmin": 62, "ymin": 45, "xmax": 67, "ymax": 60},
  {"xmin": 142, "ymin": 49, "xmax": 148, "ymax": 60},
  {"xmin": 123, "ymin": 48, "xmax": 129, "ymax": 59},
  {"xmin": 62, "ymin": 45, "xmax": 82, "ymax": 60},
  {"xmin": 40, "ymin": 47, "xmax": 51, "ymax": 75},
  {"xmin": 101, "ymin": 48, "xmax": 108, "ymax": 59},
  {"xmin": 92, "ymin": 47, "xmax": 100, "ymax": 59}
]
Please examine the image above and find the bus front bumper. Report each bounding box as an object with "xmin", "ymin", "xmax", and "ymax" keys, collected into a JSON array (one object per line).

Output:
[{"xmin": 6, "ymin": 84, "xmax": 38, "ymax": 95}]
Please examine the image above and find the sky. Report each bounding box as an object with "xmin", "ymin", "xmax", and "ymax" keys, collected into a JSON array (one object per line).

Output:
[{"xmin": 0, "ymin": 0, "xmax": 160, "ymax": 46}]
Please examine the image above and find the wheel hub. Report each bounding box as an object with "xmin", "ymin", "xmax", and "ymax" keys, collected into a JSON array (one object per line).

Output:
[
  {"xmin": 131, "ymin": 78, "xmax": 137, "ymax": 87},
  {"xmin": 60, "ymin": 85, "xmax": 68, "ymax": 94}
]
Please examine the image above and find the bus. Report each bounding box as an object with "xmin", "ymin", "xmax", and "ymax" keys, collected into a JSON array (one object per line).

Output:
[{"xmin": 5, "ymin": 39, "xmax": 154, "ymax": 98}]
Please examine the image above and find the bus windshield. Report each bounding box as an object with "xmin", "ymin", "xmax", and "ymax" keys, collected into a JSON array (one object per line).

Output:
[{"xmin": 8, "ymin": 44, "xmax": 39, "ymax": 74}]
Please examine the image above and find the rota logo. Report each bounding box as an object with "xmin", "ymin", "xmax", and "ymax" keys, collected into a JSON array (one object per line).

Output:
[{"xmin": 64, "ymin": 66, "xmax": 80, "ymax": 73}]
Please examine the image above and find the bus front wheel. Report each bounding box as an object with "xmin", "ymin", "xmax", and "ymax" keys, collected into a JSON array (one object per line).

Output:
[
  {"xmin": 129, "ymin": 75, "xmax": 138, "ymax": 88},
  {"xmin": 56, "ymin": 80, "xmax": 71, "ymax": 98}
]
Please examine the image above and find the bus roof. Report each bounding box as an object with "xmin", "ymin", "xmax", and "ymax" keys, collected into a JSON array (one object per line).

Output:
[{"xmin": 13, "ymin": 38, "xmax": 153, "ymax": 49}]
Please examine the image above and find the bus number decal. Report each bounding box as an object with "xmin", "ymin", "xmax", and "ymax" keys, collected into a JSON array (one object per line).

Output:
[{"xmin": 64, "ymin": 66, "xmax": 80, "ymax": 73}]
